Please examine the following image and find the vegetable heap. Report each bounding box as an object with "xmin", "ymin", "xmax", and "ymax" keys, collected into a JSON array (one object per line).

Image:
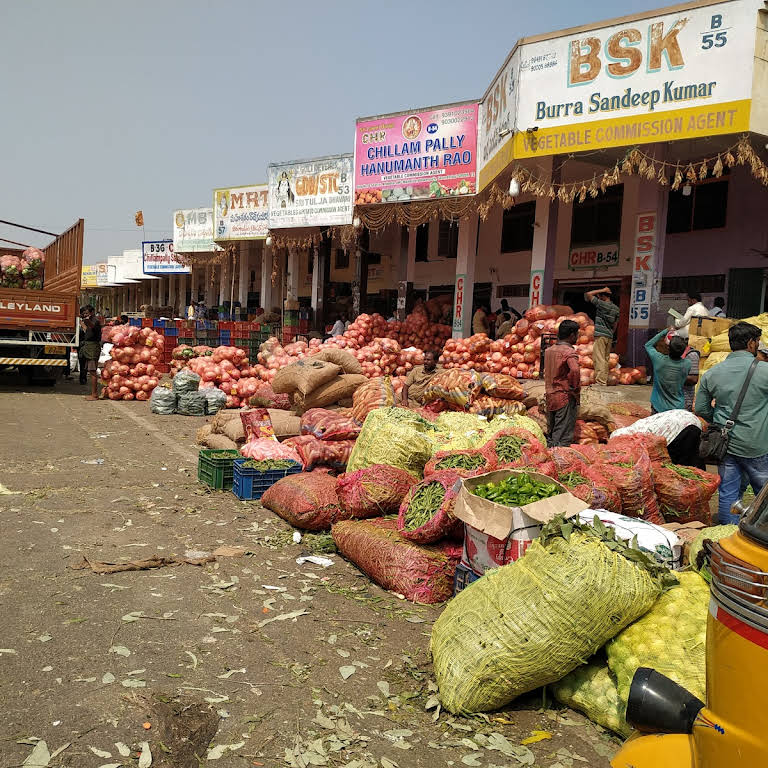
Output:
[
  {"xmin": 436, "ymin": 453, "xmax": 486, "ymax": 471},
  {"xmin": 404, "ymin": 481, "xmax": 446, "ymax": 531},
  {"xmin": 471, "ymin": 473, "xmax": 560, "ymax": 506},
  {"xmin": 240, "ymin": 458, "xmax": 300, "ymax": 471},
  {"xmin": 208, "ymin": 451, "xmax": 239, "ymax": 459},
  {"xmin": 493, "ymin": 435, "xmax": 526, "ymax": 463}
]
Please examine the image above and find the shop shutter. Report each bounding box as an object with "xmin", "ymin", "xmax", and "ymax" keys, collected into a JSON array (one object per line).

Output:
[{"xmin": 727, "ymin": 268, "xmax": 765, "ymax": 317}]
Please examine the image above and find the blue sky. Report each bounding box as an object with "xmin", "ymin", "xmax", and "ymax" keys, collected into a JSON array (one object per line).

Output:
[{"xmin": 1, "ymin": 0, "xmax": 664, "ymax": 263}]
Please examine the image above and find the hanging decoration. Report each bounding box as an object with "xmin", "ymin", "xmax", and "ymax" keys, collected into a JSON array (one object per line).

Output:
[{"xmin": 267, "ymin": 225, "xmax": 357, "ymax": 253}]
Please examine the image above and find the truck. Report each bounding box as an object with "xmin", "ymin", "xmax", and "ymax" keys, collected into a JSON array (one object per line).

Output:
[{"xmin": 0, "ymin": 218, "xmax": 84, "ymax": 385}]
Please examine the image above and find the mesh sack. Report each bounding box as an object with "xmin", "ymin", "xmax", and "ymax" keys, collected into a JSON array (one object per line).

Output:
[
  {"xmin": 481, "ymin": 414, "xmax": 546, "ymax": 446},
  {"xmin": 424, "ymin": 449, "xmax": 494, "ymax": 479},
  {"xmin": 176, "ymin": 391, "xmax": 207, "ymax": 416},
  {"xmin": 300, "ymin": 408, "xmax": 361, "ymax": 441},
  {"xmin": 422, "ymin": 369, "xmax": 484, "ymax": 409},
  {"xmin": 480, "ymin": 372, "xmax": 525, "ymax": 401},
  {"xmin": 240, "ymin": 437, "xmax": 302, "ymax": 463},
  {"xmin": 558, "ymin": 467, "xmax": 622, "ymax": 513},
  {"xmin": 551, "ymin": 658, "xmax": 630, "ymax": 737},
  {"xmin": 609, "ymin": 433, "xmax": 670, "ymax": 464},
  {"xmin": 597, "ymin": 450, "xmax": 663, "ymax": 524},
  {"xmin": 202, "ymin": 387, "xmax": 228, "ymax": 415},
  {"xmin": 172, "ymin": 368, "xmax": 201, "ymax": 395},
  {"xmin": 606, "ymin": 571, "xmax": 709, "ymax": 704},
  {"xmin": 351, "ymin": 377, "xmax": 396, "ymax": 424},
  {"xmin": 479, "ymin": 427, "xmax": 546, "ymax": 468},
  {"xmin": 248, "ymin": 382, "xmax": 292, "ymax": 410},
  {"xmin": 689, "ymin": 525, "xmax": 738, "ymax": 576},
  {"xmin": 608, "ymin": 402, "xmax": 652, "ymax": 419},
  {"xmin": 434, "ymin": 411, "xmax": 487, "ymax": 436},
  {"xmin": 282, "ymin": 435, "xmax": 354, "ymax": 470},
  {"xmin": 468, "ymin": 396, "xmax": 527, "ymax": 418},
  {"xmin": 332, "ymin": 517, "xmax": 462, "ymax": 604},
  {"xmin": 653, "ymin": 463, "xmax": 720, "ymax": 524},
  {"xmin": 337, "ymin": 464, "xmax": 417, "ymax": 518},
  {"xmin": 149, "ymin": 386, "xmax": 177, "ymax": 415},
  {"xmin": 346, "ymin": 407, "xmax": 438, "ymax": 478},
  {"xmin": 549, "ymin": 447, "xmax": 588, "ymax": 475},
  {"xmin": 397, "ymin": 470, "xmax": 462, "ymax": 544},
  {"xmin": 261, "ymin": 471, "xmax": 348, "ymax": 530},
  {"xmin": 430, "ymin": 521, "xmax": 665, "ymax": 714}
]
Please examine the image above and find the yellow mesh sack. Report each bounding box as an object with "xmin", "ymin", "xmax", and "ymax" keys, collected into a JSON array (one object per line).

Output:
[{"xmin": 430, "ymin": 520, "xmax": 667, "ymax": 714}]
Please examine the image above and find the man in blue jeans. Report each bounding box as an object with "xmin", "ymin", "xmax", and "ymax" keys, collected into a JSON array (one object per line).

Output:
[{"xmin": 695, "ymin": 322, "xmax": 768, "ymax": 524}]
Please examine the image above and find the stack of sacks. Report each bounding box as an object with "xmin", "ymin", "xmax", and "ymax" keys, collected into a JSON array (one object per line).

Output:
[{"xmin": 196, "ymin": 408, "xmax": 301, "ymax": 450}]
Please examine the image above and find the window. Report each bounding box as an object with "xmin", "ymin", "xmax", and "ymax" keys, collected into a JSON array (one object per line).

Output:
[
  {"xmin": 666, "ymin": 175, "xmax": 729, "ymax": 233},
  {"xmin": 501, "ymin": 202, "xmax": 535, "ymax": 252},
  {"xmin": 496, "ymin": 284, "xmax": 530, "ymax": 298},
  {"xmin": 660, "ymin": 274, "xmax": 725, "ymax": 294},
  {"xmin": 438, "ymin": 220, "xmax": 458, "ymax": 259},
  {"xmin": 335, "ymin": 248, "xmax": 349, "ymax": 270},
  {"xmin": 571, "ymin": 184, "xmax": 623, "ymax": 246},
  {"xmin": 415, "ymin": 223, "xmax": 430, "ymax": 262}
]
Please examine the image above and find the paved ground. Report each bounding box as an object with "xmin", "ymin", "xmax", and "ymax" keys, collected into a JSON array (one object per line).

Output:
[{"xmin": 0, "ymin": 373, "xmax": 631, "ymax": 768}]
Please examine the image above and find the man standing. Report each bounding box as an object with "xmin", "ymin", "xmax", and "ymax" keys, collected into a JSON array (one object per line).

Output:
[
  {"xmin": 401, "ymin": 350, "xmax": 443, "ymax": 406},
  {"xmin": 328, "ymin": 315, "xmax": 345, "ymax": 337},
  {"xmin": 695, "ymin": 322, "xmax": 768, "ymax": 524},
  {"xmin": 673, "ymin": 291, "xmax": 709, "ymax": 338},
  {"xmin": 644, "ymin": 329, "xmax": 691, "ymax": 413},
  {"xmin": 79, "ymin": 305, "xmax": 102, "ymax": 401},
  {"xmin": 544, "ymin": 319, "xmax": 581, "ymax": 447},
  {"xmin": 584, "ymin": 286, "xmax": 619, "ymax": 386},
  {"xmin": 472, "ymin": 304, "xmax": 489, "ymax": 336},
  {"xmin": 709, "ymin": 297, "xmax": 726, "ymax": 318}
]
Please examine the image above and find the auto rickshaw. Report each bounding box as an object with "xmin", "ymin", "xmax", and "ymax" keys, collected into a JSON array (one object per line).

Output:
[{"xmin": 611, "ymin": 486, "xmax": 768, "ymax": 768}]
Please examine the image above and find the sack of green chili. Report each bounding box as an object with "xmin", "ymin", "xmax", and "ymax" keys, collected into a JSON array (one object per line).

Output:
[
  {"xmin": 597, "ymin": 449, "xmax": 663, "ymax": 524},
  {"xmin": 549, "ymin": 447, "xmax": 588, "ymax": 475},
  {"xmin": 424, "ymin": 449, "xmax": 495, "ymax": 479},
  {"xmin": 430, "ymin": 517, "xmax": 670, "ymax": 714},
  {"xmin": 454, "ymin": 470, "xmax": 586, "ymax": 571},
  {"xmin": 479, "ymin": 427, "xmax": 545, "ymax": 469},
  {"xmin": 397, "ymin": 470, "xmax": 463, "ymax": 544},
  {"xmin": 337, "ymin": 464, "xmax": 417, "ymax": 518},
  {"xmin": 332, "ymin": 517, "xmax": 463, "ymax": 604},
  {"xmin": 558, "ymin": 467, "xmax": 622, "ymax": 513},
  {"xmin": 652, "ymin": 463, "xmax": 720, "ymax": 524}
]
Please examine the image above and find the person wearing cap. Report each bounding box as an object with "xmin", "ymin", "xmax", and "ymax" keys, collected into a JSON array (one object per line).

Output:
[{"xmin": 584, "ymin": 286, "xmax": 619, "ymax": 386}]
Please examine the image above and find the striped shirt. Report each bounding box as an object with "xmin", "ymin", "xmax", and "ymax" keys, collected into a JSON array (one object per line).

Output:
[{"xmin": 591, "ymin": 297, "xmax": 620, "ymax": 339}]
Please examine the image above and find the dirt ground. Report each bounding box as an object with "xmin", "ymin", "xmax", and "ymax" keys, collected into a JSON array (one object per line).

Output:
[{"xmin": 0, "ymin": 374, "xmax": 636, "ymax": 768}]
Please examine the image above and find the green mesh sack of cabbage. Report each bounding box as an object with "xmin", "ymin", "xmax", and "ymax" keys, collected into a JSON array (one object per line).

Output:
[
  {"xmin": 551, "ymin": 657, "xmax": 630, "ymax": 737},
  {"xmin": 606, "ymin": 570, "xmax": 709, "ymax": 703},
  {"xmin": 431, "ymin": 518, "xmax": 670, "ymax": 714},
  {"xmin": 689, "ymin": 524, "xmax": 737, "ymax": 582},
  {"xmin": 347, "ymin": 407, "xmax": 438, "ymax": 478}
]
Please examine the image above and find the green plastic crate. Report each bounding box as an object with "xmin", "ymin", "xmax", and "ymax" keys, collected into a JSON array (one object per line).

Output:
[{"xmin": 198, "ymin": 449, "xmax": 241, "ymax": 490}]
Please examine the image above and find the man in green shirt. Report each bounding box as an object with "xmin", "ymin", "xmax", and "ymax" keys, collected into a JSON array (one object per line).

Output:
[
  {"xmin": 695, "ymin": 322, "xmax": 768, "ymax": 524},
  {"xmin": 585, "ymin": 287, "xmax": 619, "ymax": 385},
  {"xmin": 644, "ymin": 329, "xmax": 691, "ymax": 413}
]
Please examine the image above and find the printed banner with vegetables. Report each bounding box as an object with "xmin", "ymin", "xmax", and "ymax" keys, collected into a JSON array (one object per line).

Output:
[
  {"xmin": 354, "ymin": 102, "xmax": 478, "ymax": 205},
  {"xmin": 268, "ymin": 155, "xmax": 354, "ymax": 229}
]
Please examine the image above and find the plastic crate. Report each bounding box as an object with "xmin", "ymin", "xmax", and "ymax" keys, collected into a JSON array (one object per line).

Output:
[
  {"xmin": 129, "ymin": 318, "xmax": 142, "ymax": 327},
  {"xmin": 453, "ymin": 562, "xmax": 482, "ymax": 595},
  {"xmin": 198, "ymin": 449, "xmax": 241, "ymax": 490},
  {"xmin": 232, "ymin": 459, "xmax": 302, "ymax": 500},
  {"xmin": 153, "ymin": 319, "xmax": 164, "ymax": 328},
  {"xmin": 178, "ymin": 337, "xmax": 194, "ymax": 346},
  {"xmin": 155, "ymin": 362, "xmax": 170, "ymax": 374},
  {"xmin": 141, "ymin": 318, "xmax": 153, "ymax": 327},
  {"xmin": 164, "ymin": 327, "xmax": 178, "ymax": 337}
]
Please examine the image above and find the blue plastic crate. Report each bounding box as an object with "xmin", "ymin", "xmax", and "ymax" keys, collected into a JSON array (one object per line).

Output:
[
  {"xmin": 164, "ymin": 327, "xmax": 178, "ymax": 336},
  {"xmin": 453, "ymin": 562, "xmax": 482, "ymax": 596},
  {"xmin": 153, "ymin": 319, "xmax": 163, "ymax": 327},
  {"xmin": 232, "ymin": 459, "xmax": 302, "ymax": 500},
  {"xmin": 129, "ymin": 318, "xmax": 141, "ymax": 327}
]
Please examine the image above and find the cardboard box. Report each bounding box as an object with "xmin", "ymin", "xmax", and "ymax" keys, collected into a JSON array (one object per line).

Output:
[
  {"xmin": 455, "ymin": 469, "xmax": 585, "ymax": 573},
  {"xmin": 690, "ymin": 316, "xmax": 733, "ymax": 339},
  {"xmin": 661, "ymin": 521, "xmax": 707, "ymax": 564}
]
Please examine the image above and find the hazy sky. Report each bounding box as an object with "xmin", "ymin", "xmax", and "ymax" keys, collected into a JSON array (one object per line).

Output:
[{"xmin": 2, "ymin": 0, "xmax": 664, "ymax": 263}]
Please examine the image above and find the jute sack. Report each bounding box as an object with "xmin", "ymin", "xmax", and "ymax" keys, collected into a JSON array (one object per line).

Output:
[
  {"xmin": 272, "ymin": 359, "xmax": 341, "ymax": 396},
  {"xmin": 211, "ymin": 409, "xmax": 241, "ymax": 433},
  {"xmin": 311, "ymin": 348, "xmax": 363, "ymax": 375},
  {"xmin": 295, "ymin": 374, "xmax": 367, "ymax": 413},
  {"xmin": 196, "ymin": 424, "xmax": 213, "ymax": 445},
  {"xmin": 223, "ymin": 419, "xmax": 246, "ymax": 443},
  {"xmin": 268, "ymin": 409, "xmax": 301, "ymax": 439},
  {"xmin": 203, "ymin": 434, "xmax": 238, "ymax": 450}
]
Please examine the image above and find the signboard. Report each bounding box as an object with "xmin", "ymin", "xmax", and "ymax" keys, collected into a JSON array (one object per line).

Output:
[
  {"xmin": 629, "ymin": 212, "xmax": 657, "ymax": 328},
  {"xmin": 568, "ymin": 244, "xmax": 619, "ymax": 270},
  {"xmin": 478, "ymin": 51, "xmax": 518, "ymax": 191},
  {"xmin": 529, "ymin": 269, "xmax": 544, "ymax": 308},
  {"xmin": 452, "ymin": 274, "xmax": 467, "ymax": 335},
  {"xmin": 513, "ymin": 2, "xmax": 754, "ymax": 158},
  {"xmin": 355, "ymin": 102, "xmax": 478, "ymax": 204},
  {"xmin": 213, "ymin": 184, "xmax": 269, "ymax": 241},
  {"xmin": 143, "ymin": 240, "xmax": 191, "ymax": 274},
  {"xmin": 173, "ymin": 208, "xmax": 221, "ymax": 253},
  {"xmin": 81, "ymin": 263, "xmax": 112, "ymax": 288},
  {"xmin": 268, "ymin": 155, "xmax": 353, "ymax": 229}
]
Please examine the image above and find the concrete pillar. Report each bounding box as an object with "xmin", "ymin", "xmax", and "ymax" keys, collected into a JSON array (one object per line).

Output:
[
  {"xmin": 286, "ymin": 248, "xmax": 300, "ymax": 302},
  {"xmin": 529, "ymin": 155, "xmax": 558, "ymax": 308},
  {"xmin": 218, "ymin": 259, "xmax": 229, "ymax": 308},
  {"xmin": 178, "ymin": 272, "xmax": 187, "ymax": 313},
  {"xmin": 168, "ymin": 274, "xmax": 177, "ymax": 315},
  {"xmin": 311, "ymin": 245, "xmax": 324, "ymax": 328},
  {"xmin": 205, "ymin": 265, "xmax": 216, "ymax": 306},
  {"xmin": 451, "ymin": 213, "xmax": 479, "ymax": 339},
  {"xmin": 261, "ymin": 244, "xmax": 274, "ymax": 312},
  {"xmin": 238, "ymin": 244, "xmax": 249, "ymax": 310},
  {"xmin": 396, "ymin": 225, "xmax": 415, "ymax": 321}
]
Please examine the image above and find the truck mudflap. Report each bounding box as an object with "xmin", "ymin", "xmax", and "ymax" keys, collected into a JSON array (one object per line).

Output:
[{"xmin": 0, "ymin": 357, "xmax": 68, "ymax": 366}]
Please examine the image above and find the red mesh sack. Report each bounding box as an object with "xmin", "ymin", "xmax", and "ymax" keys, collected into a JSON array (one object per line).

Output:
[
  {"xmin": 611, "ymin": 413, "xmax": 642, "ymax": 430},
  {"xmin": 608, "ymin": 433, "xmax": 670, "ymax": 464},
  {"xmin": 557, "ymin": 466, "xmax": 622, "ymax": 513},
  {"xmin": 351, "ymin": 377, "xmax": 396, "ymax": 424},
  {"xmin": 240, "ymin": 438, "xmax": 302, "ymax": 463},
  {"xmin": 468, "ymin": 395, "xmax": 527, "ymax": 418},
  {"xmin": 550, "ymin": 447, "xmax": 588, "ymax": 475},
  {"xmin": 300, "ymin": 408, "xmax": 361, "ymax": 441},
  {"xmin": 261, "ymin": 471, "xmax": 349, "ymax": 531},
  {"xmin": 481, "ymin": 373, "xmax": 525, "ymax": 401},
  {"xmin": 282, "ymin": 435, "xmax": 354, "ymax": 470},
  {"xmin": 249, "ymin": 382, "xmax": 292, "ymax": 410},
  {"xmin": 337, "ymin": 464, "xmax": 417, "ymax": 518},
  {"xmin": 596, "ymin": 450, "xmax": 663, "ymax": 524},
  {"xmin": 569, "ymin": 444, "xmax": 607, "ymax": 463},
  {"xmin": 480, "ymin": 427, "xmax": 546, "ymax": 468},
  {"xmin": 608, "ymin": 402, "xmax": 652, "ymax": 419},
  {"xmin": 424, "ymin": 449, "xmax": 495, "ymax": 479},
  {"xmin": 332, "ymin": 518, "xmax": 462, "ymax": 604},
  {"xmin": 652, "ymin": 463, "xmax": 720, "ymax": 524},
  {"xmin": 397, "ymin": 470, "xmax": 462, "ymax": 544}
]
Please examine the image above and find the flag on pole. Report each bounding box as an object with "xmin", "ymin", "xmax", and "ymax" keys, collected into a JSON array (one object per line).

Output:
[{"xmin": 134, "ymin": 210, "xmax": 144, "ymax": 227}]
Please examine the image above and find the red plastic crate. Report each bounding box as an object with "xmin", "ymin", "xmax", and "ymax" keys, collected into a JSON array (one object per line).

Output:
[
  {"xmin": 141, "ymin": 318, "xmax": 152, "ymax": 327},
  {"xmin": 234, "ymin": 321, "xmax": 250, "ymax": 332},
  {"xmin": 155, "ymin": 362, "xmax": 170, "ymax": 373},
  {"xmin": 219, "ymin": 321, "xmax": 234, "ymax": 331}
]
